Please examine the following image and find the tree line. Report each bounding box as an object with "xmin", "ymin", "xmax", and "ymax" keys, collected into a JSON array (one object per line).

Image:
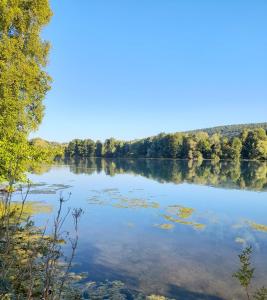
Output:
[{"xmin": 65, "ymin": 128, "xmax": 267, "ymax": 161}]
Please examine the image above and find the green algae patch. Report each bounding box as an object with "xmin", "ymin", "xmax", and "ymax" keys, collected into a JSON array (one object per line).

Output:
[
  {"xmin": 154, "ymin": 223, "xmax": 174, "ymax": 230},
  {"xmin": 162, "ymin": 215, "xmax": 205, "ymax": 230},
  {"xmin": 88, "ymin": 190, "xmax": 160, "ymax": 210},
  {"xmin": 167, "ymin": 205, "xmax": 194, "ymax": 219},
  {"xmin": 87, "ymin": 189, "xmax": 206, "ymax": 231},
  {"xmin": 193, "ymin": 223, "xmax": 206, "ymax": 230},
  {"xmin": 248, "ymin": 221, "xmax": 267, "ymax": 232},
  {"xmin": 116, "ymin": 197, "xmax": 159, "ymax": 209}
]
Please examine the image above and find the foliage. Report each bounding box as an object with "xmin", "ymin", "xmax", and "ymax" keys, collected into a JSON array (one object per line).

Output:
[
  {"xmin": 65, "ymin": 128, "xmax": 267, "ymax": 161},
  {"xmin": 82, "ymin": 281, "xmax": 128, "ymax": 299},
  {"xmin": 30, "ymin": 138, "xmax": 66, "ymax": 161},
  {"xmin": 0, "ymin": 0, "xmax": 53, "ymax": 183},
  {"xmin": 0, "ymin": 136, "xmax": 58, "ymax": 183},
  {"xmin": 0, "ymin": 0, "xmax": 52, "ymax": 139},
  {"xmin": 254, "ymin": 287, "xmax": 267, "ymax": 300},
  {"xmin": 0, "ymin": 2, "xmax": 86, "ymax": 299},
  {"xmin": 233, "ymin": 246, "xmax": 254, "ymax": 297},
  {"xmin": 233, "ymin": 246, "xmax": 267, "ymax": 300}
]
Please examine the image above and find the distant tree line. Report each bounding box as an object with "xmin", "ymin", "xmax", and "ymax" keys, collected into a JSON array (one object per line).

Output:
[{"xmin": 65, "ymin": 128, "xmax": 267, "ymax": 161}]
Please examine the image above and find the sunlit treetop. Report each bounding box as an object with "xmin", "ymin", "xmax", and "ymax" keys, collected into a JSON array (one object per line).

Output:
[{"xmin": 0, "ymin": 0, "xmax": 52, "ymax": 139}]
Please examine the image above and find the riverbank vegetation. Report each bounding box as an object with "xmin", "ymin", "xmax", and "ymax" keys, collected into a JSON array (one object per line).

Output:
[
  {"xmin": 65, "ymin": 127, "xmax": 267, "ymax": 161},
  {"xmin": 0, "ymin": 1, "xmax": 83, "ymax": 298}
]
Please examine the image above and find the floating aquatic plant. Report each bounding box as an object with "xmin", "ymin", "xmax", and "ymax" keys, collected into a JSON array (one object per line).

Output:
[
  {"xmin": 29, "ymin": 183, "xmax": 72, "ymax": 195},
  {"xmin": 154, "ymin": 223, "xmax": 174, "ymax": 230},
  {"xmin": 162, "ymin": 215, "xmax": 205, "ymax": 230},
  {"xmin": 166, "ymin": 205, "xmax": 194, "ymax": 219},
  {"xmin": 88, "ymin": 191, "xmax": 160, "ymax": 210},
  {"xmin": 248, "ymin": 221, "xmax": 267, "ymax": 233}
]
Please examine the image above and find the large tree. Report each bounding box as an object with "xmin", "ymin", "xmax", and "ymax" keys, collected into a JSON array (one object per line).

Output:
[{"xmin": 0, "ymin": 0, "xmax": 52, "ymax": 182}]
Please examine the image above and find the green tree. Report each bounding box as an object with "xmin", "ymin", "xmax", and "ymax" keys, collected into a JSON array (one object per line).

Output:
[
  {"xmin": 0, "ymin": 0, "xmax": 52, "ymax": 138},
  {"xmin": 95, "ymin": 140, "xmax": 103, "ymax": 157},
  {"xmin": 0, "ymin": 0, "xmax": 52, "ymax": 182},
  {"xmin": 163, "ymin": 133, "xmax": 183, "ymax": 158},
  {"xmin": 242, "ymin": 129, "xmax": 267, "ymax": 160},
  {"xmin": 233, "ymin": 246, "xmax": 267, "ymax": 300},
  {"xmin": 233, "ymin": 246, "xmax": 254, "ymax": 300},
  {"xmin": 196, "ymin": 132, "xmax": 211, "ymax": 159},
  {"xmin": 103, "ymin": 138, "xmax": 117, "ymax": 157},
  {"xmin": 84, "ymin": 139, "xmax": 95, "ymax": 157},
  {"xmin": 229, "ymin": 137, "xmax": 242, "ymax": 160},
  {"xmin": 210, "ymin": 133, "xmax": 222, "ymax": 160}
]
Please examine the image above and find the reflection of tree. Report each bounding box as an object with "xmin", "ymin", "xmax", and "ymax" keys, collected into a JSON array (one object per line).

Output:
[
  {"xmin": 67, "ymin": 158, "xmax": 267, "ymax": 191},
  {"xmin": 28, "ymin": 164, "xmax": 53, "ymax": 175}
]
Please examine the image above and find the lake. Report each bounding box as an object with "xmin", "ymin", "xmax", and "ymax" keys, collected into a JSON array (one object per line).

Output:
[{"xmin": 25, "ymin": 159, "xmax": 267, "ymax": 299}]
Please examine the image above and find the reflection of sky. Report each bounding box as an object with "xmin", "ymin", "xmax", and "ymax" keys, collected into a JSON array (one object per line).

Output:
[{"xmin": 25, "ymin": 163, "xmax": 267, "ymax": 299}]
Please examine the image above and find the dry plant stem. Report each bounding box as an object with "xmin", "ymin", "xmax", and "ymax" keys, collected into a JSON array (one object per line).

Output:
[
  {"xmin": 246, "ymin": 288, "xmax": 250, "ymax": 300},
  {"xmin": 43, "ymin": 194, "xmax": 71, "ymax": 299},
  {"xmin": 17, "ymin": 180, "xmax": 31, "ymax": 223},
  {"xmin": 58, "ymin": 208, "xmax": 83, "ymax": 299}
]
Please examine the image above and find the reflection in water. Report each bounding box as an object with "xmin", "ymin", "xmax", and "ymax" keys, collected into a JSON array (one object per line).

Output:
[
  {"xmin": 68, "ymin": 158, "xmax": 267, "ymax": 192},
  {"xmin": 27, "ymin": 159, "xmax": 267, "ymax": 299}
]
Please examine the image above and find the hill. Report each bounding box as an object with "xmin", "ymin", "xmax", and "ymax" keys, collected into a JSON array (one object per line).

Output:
[{"xmin": 183, "ymin": 122, "xmax": 267, "ymax": 138}]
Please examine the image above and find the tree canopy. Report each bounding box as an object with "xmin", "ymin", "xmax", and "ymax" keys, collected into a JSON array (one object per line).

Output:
[
  {"xmin": 0, "ymin": 0, "xmax": 52, "ymax": 182},
  {"xmin": 65, "ymin": 128, "xmax": 267, "ymax": 161}
]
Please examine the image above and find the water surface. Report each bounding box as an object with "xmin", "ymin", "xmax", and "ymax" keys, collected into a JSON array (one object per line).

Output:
[{"xmin": 26, "ymin": 159, "xmax": 267, "ymax": 299}]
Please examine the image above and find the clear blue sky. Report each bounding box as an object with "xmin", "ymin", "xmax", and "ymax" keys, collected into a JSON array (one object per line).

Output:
[{"xmin": 33, "ymin": 0, "xmax": 267, "ymax": 142}]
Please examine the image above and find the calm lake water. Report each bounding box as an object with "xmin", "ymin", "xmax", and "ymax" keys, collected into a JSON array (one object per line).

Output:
[{"xmin": 25, "ymin": 159, "xmax": 267, "ymax": 299}]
